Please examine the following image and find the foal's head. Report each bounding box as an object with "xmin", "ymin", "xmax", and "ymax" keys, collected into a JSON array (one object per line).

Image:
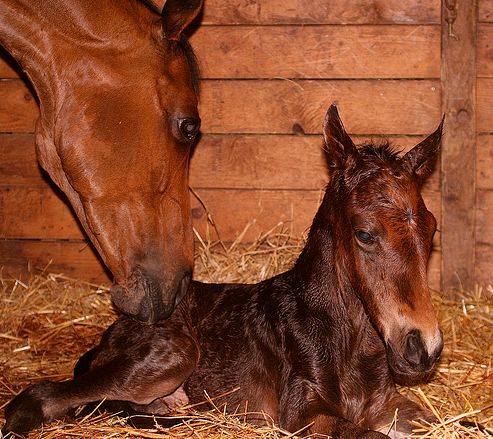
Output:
[{"xmin": 323, "ymin": 105, "xmax": 443, "ymax": 382}]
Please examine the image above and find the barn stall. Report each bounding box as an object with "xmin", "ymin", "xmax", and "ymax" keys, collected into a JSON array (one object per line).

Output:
[{"xmin": 0, "ymin": 0, "xmax": 492, "ymax": 437}]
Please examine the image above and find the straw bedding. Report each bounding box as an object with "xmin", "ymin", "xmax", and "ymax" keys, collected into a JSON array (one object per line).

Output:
[{"xmin": 1, "ymin": 225, "xmax": 492, "ymax": 438}]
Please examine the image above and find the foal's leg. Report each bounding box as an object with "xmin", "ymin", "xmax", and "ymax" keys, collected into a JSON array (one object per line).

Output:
[
  {"xmin": 279, "ymin": 383, "xmax": 387, "ymax": 438},
  {"xmin": 375, "ymin": 392, "xmax": 434, "ymax": 438},
  {"xmin": 4, "ymin": 312, "xmax": 199, "ymax": 435},
  {"xmin": 306, "ymin": 414, "xmax": 389, "ymax": 438}
]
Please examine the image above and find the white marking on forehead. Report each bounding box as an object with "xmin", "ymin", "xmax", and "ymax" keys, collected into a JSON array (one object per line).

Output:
[{"xmin": 404, "ymin": 208, "xmax": 417, "ymax": 224}]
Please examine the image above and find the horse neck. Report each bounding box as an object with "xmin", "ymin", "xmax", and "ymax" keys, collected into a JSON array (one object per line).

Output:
[
  {"xmin": 293, "ymin": 187, "xmax": 361, "ymax": 318},
  {"xmin": 289, "ymin": 186, "xmax": 382, "ymax": 365},
  {"xmin": 0, "ymin": 0, "xmax": 154, "ymax": 116}
]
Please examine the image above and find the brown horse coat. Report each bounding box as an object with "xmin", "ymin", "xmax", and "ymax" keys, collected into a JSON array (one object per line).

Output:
[{"xmin": 0, "ymin": 0, "xmax": 203, "ymax": 323}]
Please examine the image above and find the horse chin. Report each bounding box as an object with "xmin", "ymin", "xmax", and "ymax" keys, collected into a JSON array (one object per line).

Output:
[
  {"xmin": 110, "ymin": 270, "xmax": 191, "ymax": 324},
  {"xmin": 385, "ymin": 343, "xmax": 436, "ymax": 386}
]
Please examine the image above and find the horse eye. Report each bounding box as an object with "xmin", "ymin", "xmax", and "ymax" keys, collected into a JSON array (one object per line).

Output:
[
  {"xmin": 355, "ymin": 230, "xmax": 374, "ymax": 244},
  {"xmin": 177, "ymin": 117, "xmax": 200, "ymax": 141}
]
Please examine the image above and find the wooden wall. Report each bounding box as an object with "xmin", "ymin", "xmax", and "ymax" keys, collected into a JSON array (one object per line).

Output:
[{"xmin": 1, "ymin": 0, "xmax": 492, "ymax": 292}]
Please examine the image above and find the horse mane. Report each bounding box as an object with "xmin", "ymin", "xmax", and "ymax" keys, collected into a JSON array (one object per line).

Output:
[
  {"xmin": 177, "ymin": 35, "xmax": 200, "ymax": 95},
  {"xmin": 139, "ymin": 0, "xmax": 161, "ymax": 14}
]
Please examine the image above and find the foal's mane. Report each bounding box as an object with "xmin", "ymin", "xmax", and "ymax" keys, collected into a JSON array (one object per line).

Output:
[
  {"xmin": 357, "ymin": 140, "xmax": 402, "ymax": 163},
  {"xmin": 328, "ymin": 140, "xmax": 405, "ymax": 195}
]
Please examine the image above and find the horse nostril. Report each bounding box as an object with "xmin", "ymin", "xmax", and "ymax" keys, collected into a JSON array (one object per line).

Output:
[
  {"xmin": 430, "ymin": 329, "xmax": 444, "ymax": 363},
  {"xmin": 175, "ymin": 271, "xmax": 191, "ymax": 307},
  {"xmin": 404, "ymin": 329, "xmax": 426, "ymax": 366}
]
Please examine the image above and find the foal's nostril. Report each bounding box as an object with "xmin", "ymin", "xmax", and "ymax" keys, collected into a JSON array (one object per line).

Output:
[
  {"xmin": 404, "ymin": 329, "xmax": 426, "ymax": 366},
  {"xmin": 429, "ymin": 329, "xmax": 444, "ymax": 364}
]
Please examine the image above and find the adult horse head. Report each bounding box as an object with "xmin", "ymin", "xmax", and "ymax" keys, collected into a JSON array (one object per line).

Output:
[{"xmin": 0, "ymin": 0, "xmax": 203, "ymax": 323}]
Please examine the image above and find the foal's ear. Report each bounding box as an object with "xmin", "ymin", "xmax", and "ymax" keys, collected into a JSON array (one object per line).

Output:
[
  {"xmin": 322, "ymin": 104, "xmax": 358, "ymax": 169},
  {"xmin": 402, "ymin": 117, "xmax": 444, "ymax": 185},
  {"xmin": 161, "ymin": 0, "xmax": 203, "ymax": 41}
]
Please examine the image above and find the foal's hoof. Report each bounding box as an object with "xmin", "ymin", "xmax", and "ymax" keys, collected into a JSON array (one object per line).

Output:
[{"xmin": 3, "ymin": 382, "xmax": 64, "ymax": 435}]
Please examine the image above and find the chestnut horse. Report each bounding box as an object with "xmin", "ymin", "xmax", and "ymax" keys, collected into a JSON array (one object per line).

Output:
[
  {"xmin": 3, "ymin": 106, "xmax": 444, "ymax": 438},
  {"xmin": 0, "ymin": 0, "xmax": 203, "ymax": 323}
]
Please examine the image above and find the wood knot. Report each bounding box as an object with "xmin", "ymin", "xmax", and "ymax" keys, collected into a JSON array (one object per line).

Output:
[
  {"xmin": 292, "ymin": 123, "xmax": 305, "ymax": 135},
  {"xmin": 456, "ymin": 108, "xmax": 469, "ymax": 123},
  {"xmin": 192, "ymin": 207, "xmax": 204, "ymax": 219}
]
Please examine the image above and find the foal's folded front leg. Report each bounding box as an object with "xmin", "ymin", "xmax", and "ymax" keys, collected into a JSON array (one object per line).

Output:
[
  {"xmin": 374, "ymin": 392, "xmax": 435, "ymax": 438},
  {"xmin": 279, "ymin": 384, "xmax": 387, "ymax": 438},
  {"xmin": 284, "ymin": 409, "xmax": 387, "ymax": 438},
  {"xmin": 3, "ymin": 313, "xmax": 199, "ymax": 435}
]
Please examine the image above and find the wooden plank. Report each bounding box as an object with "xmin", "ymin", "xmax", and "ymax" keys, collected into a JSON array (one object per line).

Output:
[
  {"xmin": 0, "ymin": 239, "xmax": 110, "ymax": 284},
  {"xmin": 476, "ymin": 190, "xmax": 493, "ymax": 246},
  {"xmin": 478, "ymin": 24, "xmax": 493, "ymax": 77},
  {"xmin": 200, "ymin": 0, "xmax": 440, "ymax": 24},
  {"xmin": 475, "ymin": 244, "xmax": 493, "ymax": 284},
  {"xmin": 0, "ymin": 79, "xmax": 442, "ymax": 135},
  {"xmin": 193, "ymin": 135, "xmax": 328, "ymax": 189},
  {"xmin": 480, "ymin": 0, "xmax": 493, "ymax": 22},
  {"xmin": 190, "ymin": 25, "xmax": 440, "ymax": 79},
  {"xmin": 1, "ymin": 185, "xmax": 441, "ymax": 242},
  {"xmin": 478, "ymin": 78, "xmax": 493, "ymax": 132},
  {"xmin": 0, "ymin": 79, "xmax": 38, "ymax": 132},
  {"xmin": 191, "ymin": 134, "xmax": 438, "ymax": 190},
  {"xmin": 191, "ymin": 189, "xmax": 322, "ymax": 241},
  {"xmin": 474, "ymin": 190, "xmax": 493, "ymax": 286},
  {"xmin": 476, "ymin": 134, "xmax": 493, "ymax": 189},
  {"xmin": 0, "ymin": 134, "xmax": 44, "ymax": 186},
  {"xmin": 200, "ymin": 79, "xmax": 441, "ymax": 135},
  {"xmin": 0, "ymin": 185, "xmax": 85, "ymax": 240},
  {"xmin": 440, "ymin": 0, "xmax": 477, "ymax": 293}
]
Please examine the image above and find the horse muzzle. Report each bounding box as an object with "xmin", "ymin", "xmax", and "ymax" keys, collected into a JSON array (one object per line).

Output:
[
  {"xmin": 110, "ymin": 269, "xmax": 191, "ymax": 323},
  {"xmin": 386, "ymin": 328, "xmax": 444, "ymax": 385}
]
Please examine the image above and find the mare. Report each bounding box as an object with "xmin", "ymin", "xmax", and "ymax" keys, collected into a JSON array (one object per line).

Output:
[
  {"xmin": 0, "ymin": 0, "xmax": 203, "ymax": 323},
  {"xmin": 3, "ymin": 105, "xmax": 444, "ymax": 438}
]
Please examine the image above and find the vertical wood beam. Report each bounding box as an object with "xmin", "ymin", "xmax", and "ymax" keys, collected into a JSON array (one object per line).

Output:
[{"xmin": 441, "ymin": 0, "xmax": 477, "ymax": 293}]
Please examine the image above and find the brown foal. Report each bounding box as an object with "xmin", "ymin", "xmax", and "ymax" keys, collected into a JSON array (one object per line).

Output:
[{"xmin": 4, "ymin": 105, "xmax": 444, "ymax": 438}]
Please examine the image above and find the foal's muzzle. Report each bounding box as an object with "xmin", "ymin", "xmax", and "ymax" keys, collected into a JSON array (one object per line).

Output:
[
  {"xmin": 386, "ymin": 328, "xmax": 443, "ymax": 384},
  {"xmin": 403, "ymin": 329, "xmax": 444, "ymax": 370},
  {"xmin": 111, "ymin": 270, "xmax": 192, "ymax": 323}
]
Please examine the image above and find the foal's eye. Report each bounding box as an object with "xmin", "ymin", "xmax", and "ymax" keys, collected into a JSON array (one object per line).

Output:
[
  {"xmin": 355, "ymin": 230, "xmax": 374, "ymax": 244},
  {"xmin": 177, "ymin": 117, "xmax": 200, "ymax": 141}
]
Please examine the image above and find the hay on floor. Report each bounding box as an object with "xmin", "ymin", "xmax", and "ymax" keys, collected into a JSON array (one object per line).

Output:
[{"xmin": 1, "ymin": 224, "xmax": 492, "ymax": 438}]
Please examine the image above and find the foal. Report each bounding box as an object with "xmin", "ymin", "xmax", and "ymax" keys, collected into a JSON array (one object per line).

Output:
[{"xmin": 4, "ymin": 105, "xmax": 444, "ymax": 438}]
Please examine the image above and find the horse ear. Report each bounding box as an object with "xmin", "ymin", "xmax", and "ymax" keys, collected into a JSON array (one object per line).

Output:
[
  {"xmin": 323, "ymin": 104, "xmax": 358, "ymax": 169},
  {"xmin": 161, "ymin": 0, "xmax": 203, "ymax": 41},
  {"xmin": 402, "ymin": 117, "xmax": 444, "ymax": 185}
]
